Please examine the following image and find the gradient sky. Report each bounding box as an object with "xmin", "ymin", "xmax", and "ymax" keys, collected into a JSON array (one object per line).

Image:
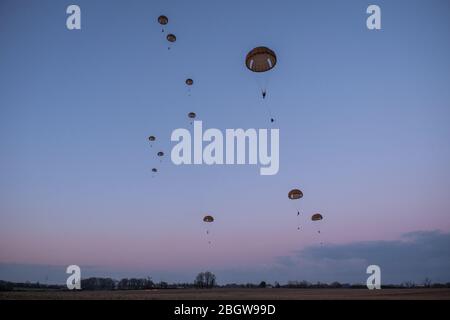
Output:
[{"xmin": 1, "ymin": 0, "xmax": 450, "ymax": 284}]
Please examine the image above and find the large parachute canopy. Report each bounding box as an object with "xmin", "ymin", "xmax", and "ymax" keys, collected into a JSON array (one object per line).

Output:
[
  {"xmin": 203, "ymin": 215, "xmax": 214, "ymax": 223},
  {"xmin": 311, "ymin": 213, "xmax": 323, "ymax": 221},
  {"xmin": 288, "ymin": 189, "xmax": 303, "ymax": 200},
  {"xmin": 245, "ymin": 47, "xmax": 277, "ymax": 73}
]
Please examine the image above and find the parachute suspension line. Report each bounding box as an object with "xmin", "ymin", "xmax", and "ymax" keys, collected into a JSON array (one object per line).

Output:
[
  {"xmin": 261, "ymin": 93, "xmax": 275, "ymax": 124},
  {"xmin": 262, "ymin": 69, "xmax": 276, "ymax": 123}
]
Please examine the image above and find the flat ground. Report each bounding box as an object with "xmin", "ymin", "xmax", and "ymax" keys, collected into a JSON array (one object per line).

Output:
[{"xmin": 1, "ymin": 288, "xmax": 450, "ymax": 300}]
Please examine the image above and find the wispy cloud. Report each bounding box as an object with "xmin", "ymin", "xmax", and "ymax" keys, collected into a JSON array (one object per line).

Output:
[{"xmin": 269, "ymin": 230, "xmax": 450, "ymax": 284}]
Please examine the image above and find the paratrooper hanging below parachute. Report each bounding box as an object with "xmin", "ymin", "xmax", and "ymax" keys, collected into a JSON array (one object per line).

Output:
[
  {"xmin": 157, "ymin": 15, "xmax": 168, "ymax": 32},
  {"xmin": 245, "ymin": 46, "xmax": 277, "ymax": 123}
]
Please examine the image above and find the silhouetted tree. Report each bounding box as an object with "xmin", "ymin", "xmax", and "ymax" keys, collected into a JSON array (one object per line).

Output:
[
  {"xmin": 195, "ymin": 271, "xmax": 216, "ymax": 288},
  {"xmin": 0, "ymin": 281, "xmax": 14, "ymax": 291}
]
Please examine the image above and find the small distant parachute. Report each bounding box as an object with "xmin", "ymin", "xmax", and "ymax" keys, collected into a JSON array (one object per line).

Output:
[
  {"xmin": 203, "ymin": 215, "xmax": 214, "ymax": 244},
  {"xmin": 185, "ymin": 78, "xmax": 194, "ymax": 86},
  {"xmin": 166, "ymin": 34, "xmax": 176, "ymax": 50},
  {"xmin": 188, "ymin": 112, "xmax": 196, "ymax": 119},
  {"xmin": 157, "ymin": 15, "xmax": 168, "ymax": 32},
  {"xmin": 288, "ymin": 189, "xmax": 303, "ymax": 230},
  {"xmin": 203, "ymin": 215, "xmax": 214, "ymax": 223},
  {"xmin": 167, "ymin": 34, "xmax": 176, "ymax": 42},
  {"xmin": 158, "ymin": 15, "xmax": 168, "ymax": 25},
  {"xmin": 148, "ymin": 135, "xmax": 156, "ymax": 148},
  {"xmin": 157, "ymin": 151, "xmax": 164, "ymax": 157},
  {"xmin": 288, "ymin": 189, "xmax": 303, "ymax": 200},
  {"xmin": 311, "ymin": 213, "xmax": 323, "ymax": 221},
  {"xmin": 245, "ymin": 47, "xmax": 277, "ymax": 73},
  {"xmin": 152, "ymin": 168, "xmax": 158, "ymax": 173}
]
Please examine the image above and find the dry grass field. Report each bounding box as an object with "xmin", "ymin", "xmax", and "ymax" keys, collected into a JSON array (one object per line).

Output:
[{"xmin": 1, "ymin": 288, "xmax": 450, "ymax": 300}]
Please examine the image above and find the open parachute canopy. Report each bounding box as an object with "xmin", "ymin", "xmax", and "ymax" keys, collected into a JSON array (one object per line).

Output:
[
  {"xmin": 152, "ymin": 168, "xmax": 157, "ymax": 173},
  {"xmin": 311, "ymin": 213, "xmax": 323, "ymax": 221},
  {"xmin": 245, "ymin": 47, "xmax": 277, "ymax": 73},
  {"xmin": 185, "ymin": 78, "xmax": 194, "ymax": 86},
  {"xmin": 288, "ymin": 189, "xmax": 303, "ymax": 200},
  {"xmin": 158, "ymin": 15, "xmax": 168, "ymax": 25},
  {"xmin": 148, "ymin": 135, "xmax": 156, "ymax": 142},
  {"xmin": 157, "ymin": 151, "xmax": 164, "ymax": 157},
  {"xmin": 188, "ymin": 112, "xmax": 196, "ymax": 119},
  {"xmin": 203, "ymin": 215, "xmax": 214, "ymax": 223},
  {"xmin": 167, "ymin": 34, "xmax": 176, "ymax": 43}
]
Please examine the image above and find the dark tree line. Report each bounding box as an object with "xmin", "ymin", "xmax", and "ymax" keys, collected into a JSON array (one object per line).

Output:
[{"xmin": 2, "ymin": 276, "xmax": 450, "ymax": 292}]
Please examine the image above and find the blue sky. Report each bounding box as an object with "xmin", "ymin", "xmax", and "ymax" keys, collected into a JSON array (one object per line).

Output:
[{"xmin": 0, "ymin": 0, "xmax": 449, "ymax": 284}]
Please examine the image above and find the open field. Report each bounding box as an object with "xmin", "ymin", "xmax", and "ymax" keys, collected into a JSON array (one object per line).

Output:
[{"xmin": 1, "ymin": 288, "xmax": 450, "ymax": 300}]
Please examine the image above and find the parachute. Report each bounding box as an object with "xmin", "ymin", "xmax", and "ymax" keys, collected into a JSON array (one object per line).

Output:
[
  {"xmin": 167, "ymin": 34, "xmax": 176, "ymax": 42},
  {"xmin": 158, "ymin": 15, "xmax": 168, "ymax": 26},
  {"xmin": 203, "ymin": 215, "xmax": 214, "ymax": 244},
  {"xmin": 185, "ymin": 79, "xmax": 194, "ymax": 97},
  {"xmin": 157, "ymin": 151, "xmax": 164, "ymax": 163},
  {"xmin": 311, "ymin": 213, "xmax": 324, "ymax": 237},
  {"xmin": 245, "ymin": 47, "xmax": 277, "ymax": 73},
  {"xmin": 148, "ymin": 135, "xmax": 156, "ymax": 148},
  {"xmin": 157, "ymin": 15, "xmax": 168, "ymax": 32},
  {"xmin": 288, "ymin": 189, "xmax": 303, "ymax": 200},
  {"xmin": 288, "ymin": 189, "xmax": 303, "ymax": 230},
  {"xmin": 245, "ymin": 46, "xmax": 277, "ymax": 121},
  {"xmin": 166, "ymin": 34, "xmax": 176, "ymax": 50},
  {"xmin": 152, "ymin": 168, "xmax": 157, "ymax": 173},
  {"xmin": 188, "ymin": 112, "xmax": 196, "ymax": 125},
  {"xmin": 188, "ymin": 112, "xmax": 196, "ymax": 119},
  {"xmin": 203, "ymin": 215, "xmax": 214, "ymax": 223}
]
